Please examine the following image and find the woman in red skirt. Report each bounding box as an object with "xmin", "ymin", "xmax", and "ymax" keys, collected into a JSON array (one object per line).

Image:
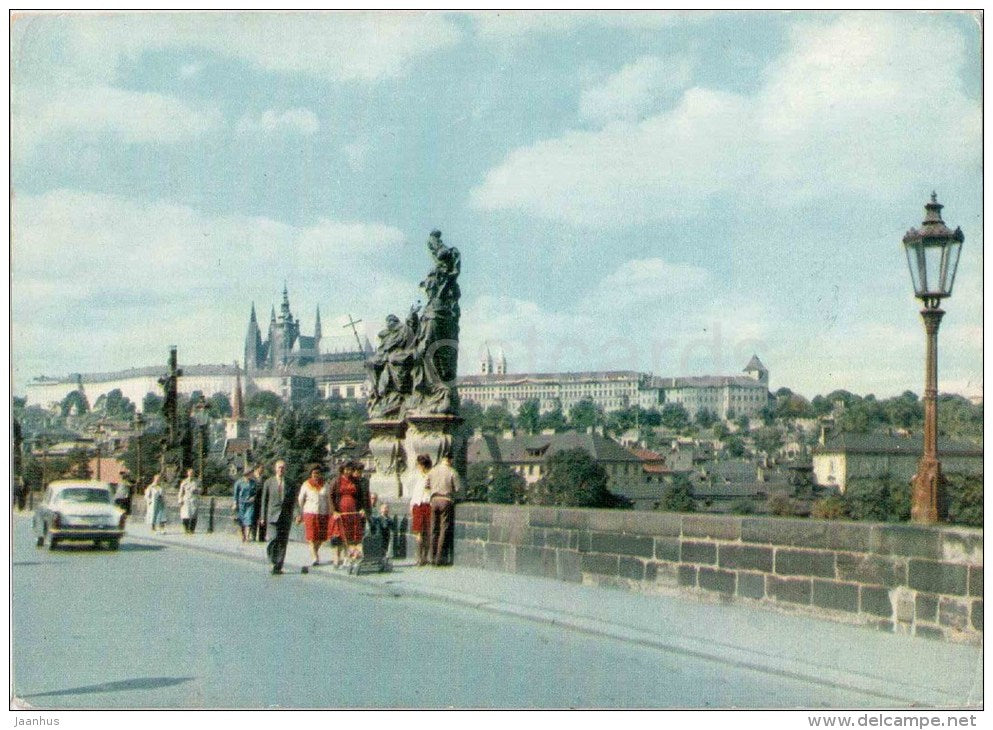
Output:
[
  {"xmin": 295, "ymin": 465, "xmax": 329, "ymax": 566},
  {"xmin": 409, "ymin": 454, "xmax": 433, "ymax": 566},
  {"xmin": 328, "ymin": 461, "xmax": 370, "ymax": 567}
]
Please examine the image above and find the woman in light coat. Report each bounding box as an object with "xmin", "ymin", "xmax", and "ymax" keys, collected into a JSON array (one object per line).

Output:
[
  {"xmin": 178, "ymin": 468, "xmax": 200, "ymax": 534},
  {"xmin": 144, "ymin": 474, "xmax": 166, "ymax": 532}
]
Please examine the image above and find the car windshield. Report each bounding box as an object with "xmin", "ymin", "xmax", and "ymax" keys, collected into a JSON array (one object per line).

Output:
[{"xmin": 58, "ymin": 488, "xmax": 111, "ymax": 504}]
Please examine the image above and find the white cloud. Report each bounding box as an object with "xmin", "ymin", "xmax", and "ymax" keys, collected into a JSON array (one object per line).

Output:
[
  {"xmin": 235, "ymin": 108, "xmax": 320, "ymax": 137},
  {"xmin": 12, "ymin": 84, "xmax": 222, "ymax": 154},
  {"xmin": 13, "ymin": 13, "xmax": 464, "ymax": 86},
  {"xmin": 472, "ymin": 87, "xmax": 752, "ymax": 224},
  {"xmin": 579, "ymin": 55, "xmax": 693, "ymax": 125},
  {"xmin": 11, "ymin": 190, "xmax": 413, "ymax": 388},
  {"xmin": 471, "ymin": 13, "xmax": 980, "ymax": 225},
  {"xmin": 594, "ymin": 258, "xmax": 710, "ymax": 308}
]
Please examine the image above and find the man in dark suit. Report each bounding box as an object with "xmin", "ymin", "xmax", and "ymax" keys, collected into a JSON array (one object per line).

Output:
[{"xmin": 261, "ymin": 460, "xmax": 291, "ymax": 574}]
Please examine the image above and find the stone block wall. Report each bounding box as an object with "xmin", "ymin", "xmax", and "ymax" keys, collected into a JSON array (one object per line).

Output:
[{"xmin": 454, "ymin": 504, "xmax": 983, "ymax": 644}]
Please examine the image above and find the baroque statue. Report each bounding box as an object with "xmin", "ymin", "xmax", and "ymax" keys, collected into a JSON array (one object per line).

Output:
[{"xmin": 366, "ymin": 230, "xmax": 461, "ymax": 419}]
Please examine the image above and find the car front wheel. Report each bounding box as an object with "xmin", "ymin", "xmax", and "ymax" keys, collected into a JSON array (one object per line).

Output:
[
  {"xmin": 47, "ymin": 531, "xmax": 59, "ymax": 550},
  {"xmin": 107, "ymin": 539, "xmax": 120, "ymax": 551},
  {"xmin": 35, "ymin": 533, "xmax": 44, "ymax": 548}
]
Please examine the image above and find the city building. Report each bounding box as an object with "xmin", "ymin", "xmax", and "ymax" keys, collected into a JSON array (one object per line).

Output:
[
  {"xmin": 457, "ymin": 355, "xmax": 770, "ymax": 421},
  {"xmin": 812, "ymin": 432, "xmax": 983, "ymax": 492},
  {"xmin": 467, "ymin": 430, "xmax": 665, "ymax": 509},
  {"xmin": 25, "ymin": 286, "xmax": 371, "ymax": 410}
]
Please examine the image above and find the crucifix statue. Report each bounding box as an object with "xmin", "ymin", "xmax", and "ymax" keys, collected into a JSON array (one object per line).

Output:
[
  {"xmin": 158, "ymin": 346, "xmax": 183, "ymax": 447},
  {"xmin": 344, "ymin": 314, "xmax": 364, "ymax": 353}
]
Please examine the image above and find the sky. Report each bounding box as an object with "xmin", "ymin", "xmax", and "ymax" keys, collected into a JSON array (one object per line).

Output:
[{"xmin": 10, "ymin": 10, "xmax": 983, "ymax": 401}]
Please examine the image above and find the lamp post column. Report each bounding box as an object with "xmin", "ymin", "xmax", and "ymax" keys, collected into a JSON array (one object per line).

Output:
[{"xmin": 911, "ymin": 307, "xmax": 944, "ymax": 523}]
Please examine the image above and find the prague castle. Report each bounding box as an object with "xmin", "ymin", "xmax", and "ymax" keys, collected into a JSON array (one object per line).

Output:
[{"xmin": 25, "ymin": 286, "xmax": 771, "ymax": 423}]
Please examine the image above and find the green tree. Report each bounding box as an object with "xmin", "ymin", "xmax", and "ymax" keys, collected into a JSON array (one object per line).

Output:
[
  {"xmin": 660, "ymin": 403, "xmax": 691, "ymax": 431},
  {"xmin": 843, "ymin": 474, "xmax": 909, "ymax": 522},
  {"xmin": 516, "ymin": 399, "xmax": 541, "ymax": 435},
  {"xmin": 694, "ymin": 408, "xmax": 717, "ymax": 429},
  {"xmin": 121, "ymin": 425, "xmax": 166, "ymax": 485},
  {"xmin": 460, "ymin": 400, "xmax": 484, "ymax": 433},
  {"xmin": 538, "ymin": 400, "xmax": 568, "ymax": 433},
  {"xmin": 883, "ymin": 391, "xmax": 923, "ymax": 430},
  {"xmin": 463, "ymin": 463, "xmax": 491, "ymax": 502},
  {"xmin": 810, "ymin": 495, "xmax": 847, "ymax": 520},
  {"xmin": 752, "ymin": 426, "xmax": 782, "ymax": 456},
  {"xmin": 712, "ymin": 422, "xmax": 730, "ymax": 440},
  {"xmin": 247, "ymin": 390, "xmax": 283, "ymax": 419},
  {"xmin": 255, "ymin": 404, "xmax": 329, "ymax": 490},
  {"xmin": 724, "ymin": 435, "xmax": 746, "ymax": 458},
  {"xmin": 735, "ymin": 414, "xmax": 750, "ymax": 433},
  {"xmin": 61, "ymin": 391, "xmax": 89, "ymax": 417},
  {"xmin": 660, "ymin": 473, "xmax": 695, "ymax": 512},
  {"xmin": 488, "ymin": 465, "xmax": 527, "ymax": 504},
  {"xmin": 569, "ymin": 398, "xmax": 604, "ymax": 432},
  {"xmin": 66, "ymin": 447, "xmax": 92, "ymax": 479},
  {"xmin": 464, "ymin": 463, "xmax": 526, "ymax": 504},
  {"xmin": 143, "ymin": 392, "xmax": 164, "ymax": 415},
  {"xmin": 530, "ymin": 449, "xmax": 617, "ymax": 508},
  {"xmin": 767, "ymin": 494, "xmax": 798, "ymax": 517},
  {"xmin": 209, "ymin": 391, "xmax": 233, "ymax": 418},
  {"xmin": 944, "ymin": 472, "xmax": 983, "ymax": 527},
  {"xmin": 94, "ymin": 388, "xmax": 136, "ymax": 419},
  {"xmin": 480, "ymin": 405, "xmax": 514, "ymax": 434}
]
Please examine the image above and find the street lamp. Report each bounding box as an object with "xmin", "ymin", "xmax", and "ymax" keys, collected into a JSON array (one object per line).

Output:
[
  {"xmin": 133, "ymin": 412, "xmax": 146, "ymax": 487},
  {"xmin": 902, "ymin": 192, "xmax": 964, "ymax": 523},
  {"xmin": 193, "ymin": 397, "xmax": 209, "ymax": 483},
  {"xmin": 95, "ymin": 419, "xmax": 107, "ymax": 481}
]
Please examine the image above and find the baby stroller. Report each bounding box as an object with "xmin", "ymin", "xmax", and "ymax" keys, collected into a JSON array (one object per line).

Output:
[{"xmin": 348, "ymin": 513, "xmax": 394, "ymax": 575}]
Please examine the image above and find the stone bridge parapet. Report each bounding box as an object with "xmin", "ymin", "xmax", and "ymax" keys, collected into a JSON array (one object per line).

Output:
[{"xmin": 454, "ymin": 505, "xmax": 983, "ymax": 644}]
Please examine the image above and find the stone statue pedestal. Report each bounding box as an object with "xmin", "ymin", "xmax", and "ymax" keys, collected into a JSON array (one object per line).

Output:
[
  {"xmin": 401, "ymin": 413, "xmax": 466, "ymax": 497},
  {"xmin": 366, "ymin": 419, "xmax": 408, "ymax": 500},
  {"xmin": 365, "ymin": 414, "xmax": 466, "ymax": 499}
]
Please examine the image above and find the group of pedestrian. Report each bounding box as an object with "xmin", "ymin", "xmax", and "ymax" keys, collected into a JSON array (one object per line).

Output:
[
  {"xmin": 135, "ymin": 452, "xmax": 462, "ymax": 574},
  {"xmin": 408, "ymin": 452, "xmax": 461, "ymax": 567},
  {"xmin": 296, "ymin": 461, "xmax": 371, "ymax": 568}
]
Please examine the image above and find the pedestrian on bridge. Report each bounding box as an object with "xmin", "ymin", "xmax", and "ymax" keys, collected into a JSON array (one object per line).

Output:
[
  {"xmin": 409, "ymin": 454, "xmax": 433, "ymax": 566},
  {"xmin": 178, "ymin": 468, "xmax": 200, "ymax": 534},
  {"xmin": 328, "ymin": 461, "xmax": 370, "ymax": 568},
  {"xmin": 144, "ymin": 474, "xmax": 166, "ymax": 532},
  {"xmin": 296, "ymin": 465, "xmax": 329, "ymax": 566},
  {"xmin": 233, "ymin": 466, "xmax": 259, "ymax": 543},
  {"xmin": 426, "ymin": 453, "xmax": 461, "ymax": 566}
]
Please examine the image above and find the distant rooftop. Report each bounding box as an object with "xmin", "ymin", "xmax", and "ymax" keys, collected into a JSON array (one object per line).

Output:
[{"xmin": 814, "ymin": 432, "xmax": 982, "ymax": 456}]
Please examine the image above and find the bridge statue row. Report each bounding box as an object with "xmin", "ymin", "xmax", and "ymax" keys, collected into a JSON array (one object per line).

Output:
[{"xmin": 365, "ymin": 230, "xmax": 466, "ymax": 498}]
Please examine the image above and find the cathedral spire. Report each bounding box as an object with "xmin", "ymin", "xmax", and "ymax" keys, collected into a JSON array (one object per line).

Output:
[
  {"xmin": 270, "ymin": 305, "xmax": 276, "ymax": 323},
  {"xmin": 314, "ymin": 305, "xmax": 322, "ymax": 340},
  {"xmin": 280, "ymin": 283, "xmax": 292, "ymax": 322},
  {"xmin": 245, "ymin": 303, "xmax": 263, "ymax": 372}
]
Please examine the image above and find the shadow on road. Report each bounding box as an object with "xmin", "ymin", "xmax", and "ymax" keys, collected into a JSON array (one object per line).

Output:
[{"xmin": 19, "ymin": 676, "xmax": 194, "ymax": 698}]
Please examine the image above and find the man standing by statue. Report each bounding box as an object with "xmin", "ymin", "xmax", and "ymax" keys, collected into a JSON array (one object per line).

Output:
[{"xmin": 425, "ymin": 452, "xmax": 462, "ymax": 566}]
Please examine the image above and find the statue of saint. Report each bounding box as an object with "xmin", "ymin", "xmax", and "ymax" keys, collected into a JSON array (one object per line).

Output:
[{"xmin": 365, "ymin": 230, "xmax": 461, "ymax": 418}]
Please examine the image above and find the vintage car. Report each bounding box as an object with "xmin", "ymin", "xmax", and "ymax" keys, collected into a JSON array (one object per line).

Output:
[{"xmin": 33, "ymin": 480, "xmax": 126, "ymax": 550}]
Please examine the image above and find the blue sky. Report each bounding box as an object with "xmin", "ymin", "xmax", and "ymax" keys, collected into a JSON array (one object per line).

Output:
[{"xmin": 11, "ymin": 11, "xmax": 983, "ymax": 400}]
